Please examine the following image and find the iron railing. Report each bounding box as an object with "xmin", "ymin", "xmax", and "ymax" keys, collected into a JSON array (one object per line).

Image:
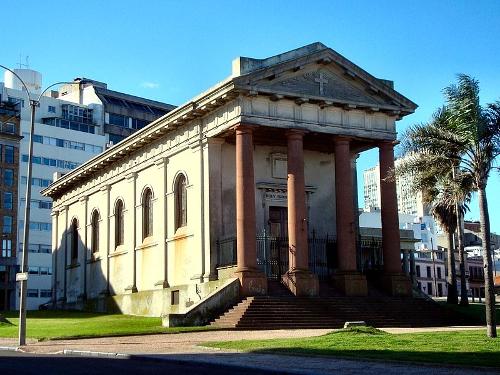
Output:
[{"xmin": 216, "ymin": 235, "xmax": 337, "ymax": 280}]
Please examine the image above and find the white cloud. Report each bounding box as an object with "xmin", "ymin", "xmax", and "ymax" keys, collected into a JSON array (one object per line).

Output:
[{"xmin": 141, "ymin": 81, "xmax": 160, "ymax": 89}]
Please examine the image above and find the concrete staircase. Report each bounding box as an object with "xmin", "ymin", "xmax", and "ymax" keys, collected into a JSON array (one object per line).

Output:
[{"xmin": 210, "ymin": 282, "xmax": 474, "ymax": 329}]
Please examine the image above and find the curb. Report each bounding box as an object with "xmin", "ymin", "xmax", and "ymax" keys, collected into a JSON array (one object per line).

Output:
[
  {"xmin": 0, "ymin": 346, "xmax": 21, "ymax": 352},
  {"xmin": 63, "ymin": 349, "xmax": 130, "ymax": 359}
]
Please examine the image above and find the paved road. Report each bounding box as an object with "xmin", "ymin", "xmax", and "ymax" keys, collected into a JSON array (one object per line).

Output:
[
  {"xmin": 0, "ymin": 352, "xmax": 283, "ymax": 375},
  {"xmin": 1, "ymin": 351, "xmax": 498, "ymax": 375}
]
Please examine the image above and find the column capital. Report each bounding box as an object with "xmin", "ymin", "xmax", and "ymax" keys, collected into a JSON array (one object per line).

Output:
[
  {"xmin": 233, "ymin": 123, "xmax": 256, "ymax": 135},
  {"xmin": 333, "ymin": 135, "xmax": 352, "ymax": 145},
  {"xmin": 378, "ymin": 140, "xmax": 398, "ymax": 149},
  {"xmin": 125, "ymin": 172, "xmax": 138, "ymax": 182},
  {"xmin": 286, "ymin": 128, "xmax": 308, "ymax": 139}
]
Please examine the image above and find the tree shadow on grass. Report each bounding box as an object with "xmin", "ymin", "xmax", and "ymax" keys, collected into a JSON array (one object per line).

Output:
[{"xmin": 249, "ymin": 347, "xmax": 500, "ymax": 368}]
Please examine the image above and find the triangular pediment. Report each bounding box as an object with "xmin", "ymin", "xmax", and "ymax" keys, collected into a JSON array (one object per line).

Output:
[
  {"xmin": 233, "ymin": 44, "xmax": 417, "ymax": 114},
  {"xmin": 265, "ymin": 67, "xmax": 386, "ymax": 106}
]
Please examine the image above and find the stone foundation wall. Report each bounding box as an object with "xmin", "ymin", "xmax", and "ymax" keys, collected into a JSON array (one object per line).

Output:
[{"xmin": 57, "ymin": 277, "xmax": 239, "ymax": 319}]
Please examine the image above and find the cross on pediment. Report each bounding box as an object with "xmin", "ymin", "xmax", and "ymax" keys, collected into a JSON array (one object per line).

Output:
[{"xmin": 314, "ymin": 72, "xmax": 329, "ymax": 95}]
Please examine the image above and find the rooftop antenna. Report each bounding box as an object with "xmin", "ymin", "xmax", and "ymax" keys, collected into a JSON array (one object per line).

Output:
[{"xmin": 17, "ymin": 54, "xmax": 30, "ymax": 69}]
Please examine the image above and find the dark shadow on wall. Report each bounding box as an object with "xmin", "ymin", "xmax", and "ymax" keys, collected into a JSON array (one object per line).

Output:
[{"xmin": 51, "ymin": 226, "xmax": 120, "ymax": 314}]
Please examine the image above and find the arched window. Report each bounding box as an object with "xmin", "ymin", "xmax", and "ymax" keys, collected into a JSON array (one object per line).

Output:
[
  {"xmin": 91, "ymin": 210, "xmax": 100, "ymax": 253},
  {"xmin": 71, "ymin": 218, "xmax": 78, "ymax": 262},
  {"xmin": 142, "ymin": 188, "xmax": 153, "ymax": 239},
  {"xmin": 115, "ymin": 199, "xmax": 124, "ymax": 247},
  {"xmin": 175, "ymin": 174, "xmax": 187, "ymax": 230}
]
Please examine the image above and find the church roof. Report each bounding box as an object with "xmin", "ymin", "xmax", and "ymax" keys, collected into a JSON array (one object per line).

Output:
[{"xmin": 42, "ymin": 42, "xmax": 417, "ymax": 199}]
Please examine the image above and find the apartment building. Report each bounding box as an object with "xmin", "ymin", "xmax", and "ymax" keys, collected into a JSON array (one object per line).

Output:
[
  {"xmin": 363, "ymin": 162, "xmax": 426, "ymax": 216},
  {"xmin": 0, "ymin": 91, "xmax": 21, "ymax": 310},
  {"xmin": 2, "ymin": 68, "xmax": 175, "ymax": 309}
]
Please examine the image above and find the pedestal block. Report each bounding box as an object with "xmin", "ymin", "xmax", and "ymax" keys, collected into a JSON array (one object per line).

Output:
[
  {"xmin": 382, "ymin": 273, "xmax": 412, "ymax": 296},
  {"xmin": 235, "ymin": 270, "xmax": 268, "ymax": 296},
  {"xmin": 282, "ymin": 270, "xmax": 319, "ymax": 297},
  {"xmin": 333, "ymin": 272, "xmax": 368, "ymax": 296}
]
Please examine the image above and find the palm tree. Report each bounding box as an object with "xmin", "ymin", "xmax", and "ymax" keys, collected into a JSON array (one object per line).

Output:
[
  {"xmin": 443, "ymin": 76, "xmax": 500, "ymax": 337},
  {"xmin": 395, "ymin": 145, "xmax": 462, "ymax": 305},
  {"xmin": 396, "ymin": 108, "xmax": 472, "ymax": 304},
  {"xmin": 399, "ymin": 75, "xmax": 500, "ymax": 337}
]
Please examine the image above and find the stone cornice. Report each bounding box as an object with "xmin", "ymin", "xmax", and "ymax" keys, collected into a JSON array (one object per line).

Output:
[{"xmin": 41, "ymin": 79, "xmax": 238, "ymax": 199}]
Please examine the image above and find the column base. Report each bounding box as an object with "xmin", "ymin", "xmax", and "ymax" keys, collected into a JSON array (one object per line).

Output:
[
  {"xmin": 382, "ymin": 273, "xmax": 412, "ymax": 296},
  {"xmin": 332, "ymin": 272, "xmax": 368, "ymax": 296},
  {"xmin": 124, "ymin": 285, "xmax": 138, "ymax": 293},
  {"xmin": 282, "ymin": 270, "xmax": 319, "ymax": 296},
  {"xmin": 154, "ymin": 280, "xmax": 170, "ymax": 289},
  {"xmin": 234, "ymin": 269, "xmax": 268, "ymax": 296}
]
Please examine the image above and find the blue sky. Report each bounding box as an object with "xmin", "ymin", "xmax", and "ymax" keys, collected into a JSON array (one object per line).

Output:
[{"xmin": 1, "ymin": 0, "xmax": 499, "ymax": 234}]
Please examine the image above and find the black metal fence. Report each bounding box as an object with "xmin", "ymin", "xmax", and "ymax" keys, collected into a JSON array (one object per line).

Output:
[
  {"xmin": 216, "ymin": 235, "xmax": 337, "ymax": 280},
  {"xmin": 359, "ymin": 237, "xmax": 383, "ymax": 272}
]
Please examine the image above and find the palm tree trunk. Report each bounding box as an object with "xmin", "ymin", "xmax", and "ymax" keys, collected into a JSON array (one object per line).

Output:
[
  {"xmin": 456, "ymin": 208, "xmax": 469, "ymax": 305},
  {"xmin": 478, "ymin": 186, "xmax": 496, "ymax": 338},
  {"xmin": 446, "ymin": 230, "xmax": 458, "ymax": 304}
]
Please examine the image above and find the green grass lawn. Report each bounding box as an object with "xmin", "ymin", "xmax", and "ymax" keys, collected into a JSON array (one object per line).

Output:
[
  {"xmin": 0, "ymin": 310, "xmax": 213, "ymax": 341},
  {"xmin": 205, "ymin": 326, "xmax": 500, "ymax": 368},
  {"xmin": 439, "ymin": 301, "xmax": 500, "ymax": 324}
]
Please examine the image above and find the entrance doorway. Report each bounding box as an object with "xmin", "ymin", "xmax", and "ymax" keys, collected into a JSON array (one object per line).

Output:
[
  {"xmin": 268, "ymin": 206, "xmax": 287, "ymax": 238},
  {"xmin": 257, "ymin": 207, "xmax": 289, "ymax": 280}
]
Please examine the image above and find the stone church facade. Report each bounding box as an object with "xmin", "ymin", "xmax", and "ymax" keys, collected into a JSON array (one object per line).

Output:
[{"xmin": 42, "ymin": 43, "xmax": 417, "ymax": 321}]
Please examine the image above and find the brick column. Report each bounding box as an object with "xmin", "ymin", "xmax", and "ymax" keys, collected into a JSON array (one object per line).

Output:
[
  {"xmin": 282, "ymin": 130, "xmax": 318, "ymax": 296},
  {"xmin": 333, "ymin": 137, "xmax": 367, "ymax": 296},
  {"xmin": 379, "ymin": 141, "xmax": 411, "ymax": 295},
  {"xmin": 234, "ymin": 124, "xmax": 267, "ymax": 296}
]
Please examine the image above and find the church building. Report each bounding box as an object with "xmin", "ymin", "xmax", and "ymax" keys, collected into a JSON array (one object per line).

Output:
[{"xmin": 42, "ymin": 43, "xmax": 418, "ymax": 323}]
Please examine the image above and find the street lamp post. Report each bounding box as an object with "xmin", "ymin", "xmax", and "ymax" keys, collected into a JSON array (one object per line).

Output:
[{"xmin": 0, "ymin": 65, "xmax": 83, "ymax": 346}]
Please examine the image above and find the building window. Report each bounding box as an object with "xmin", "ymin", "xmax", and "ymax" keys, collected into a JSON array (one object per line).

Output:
[
  {"xmin": 171, "ymin": 290, "xmax": 179, "ymax": 305},
  {"xmin": 1, "ymin": 239, "xmax": 12, "ymax": 258},
  {"xmin": 3, "ymin": 169, "xmax": 13, "ymax": 186},
  {"xmin": 40, "ymin": 289, "xmax": 52, "ymax": 298},
  {"xmin": 48, "ymin": 105, "xmax": 56, "ymax": 113},
  {"xmin": 3, "ymin": 216, "xmax": 12, "ymax": 233},
  {"xmin": 437, "ymin": 267, "xmax": 442, "ymax": 279},
  {"xmin": 427, "ymin": 282, "xmax": 433, "ymax": 296},
  {"xmin": 71, "ymin": 218, "xmax": 79, "ymax": 262},
  {"xmin": 29, "ymin": 266, "xmax": 39, "ymax": 275},
  {"xmin": 27, "ymin": 289, "xmax": 38, "ymax": 298},
  {"xmin": 4, "ymin": 146, "xmax": 14, "ymax": 163},
  {"xmin": 426, "ymin": 266, "xmax": 431, "ymax": 278},
  {"xmin": 115, "ymin": 199, "xmax": 124, "ymax": 247},
  {"xmin": 142, "ymin": 188, "xmax": 153, "ymax": 239},
  {"xmin": 175, "ymin": 174, "xmax": 187, "ymax": 230},
  {"xmin": 3, "ymin": 192, "xmax": 13, "ymax": 209},
  {"xmin": 416, "ymin": 265, "xmax": 421, "ymax": 278},
  {"xmin": 91, "ymin": 210, "xmax": 100, "ymax": 253}
]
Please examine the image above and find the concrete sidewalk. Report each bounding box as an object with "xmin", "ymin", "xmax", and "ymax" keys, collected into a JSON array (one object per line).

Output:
[{"xmin": 0, "ymin": 326, "xmax": 494, "ymax": 375}]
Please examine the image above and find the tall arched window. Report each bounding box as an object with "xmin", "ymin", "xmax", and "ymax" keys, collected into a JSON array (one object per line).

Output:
[
  {"xmin": 71, "ymin": 218, "xmax": 79, "ymax": 262},
  {"xmin": 142, "ymin": 188, "xmax": 153, "ymax": 239},
  {"xmin": 115, "ymin": 199, "xmax": 124, "ymax": 247},
  {"xmin": 91, "ymin": 210, "xmax": 100, "ymax": 253},
  {"xmin": 175, "ymin": 174, "xmax": 187, "ymax": 230}
]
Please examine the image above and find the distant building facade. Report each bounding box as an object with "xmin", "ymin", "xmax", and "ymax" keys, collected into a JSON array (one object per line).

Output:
[
  {"xmin": 0, "ymin": 91, "xmax": 21, "ymax": 310},
  {"xmin": 363, "ymin": 162, "xmax": 426, "ymax": 216}
]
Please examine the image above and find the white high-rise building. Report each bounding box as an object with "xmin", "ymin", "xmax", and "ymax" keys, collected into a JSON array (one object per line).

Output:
[
  {"xmin": 363, "ymin": 162, "xmax": 426, "ymax": 216},
  {"xmin": 2, "ymin": 68, "xmax": 175, "ymax": 309}
]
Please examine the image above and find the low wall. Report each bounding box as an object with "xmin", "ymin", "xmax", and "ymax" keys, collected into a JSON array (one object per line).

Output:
[
  {"xmin": 56, "ymin": 277, "xmax": 240, "ymax": 321},
  {"xmin": 162, "ymin": 278, "xmax": 240, "ymax": 327}
]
